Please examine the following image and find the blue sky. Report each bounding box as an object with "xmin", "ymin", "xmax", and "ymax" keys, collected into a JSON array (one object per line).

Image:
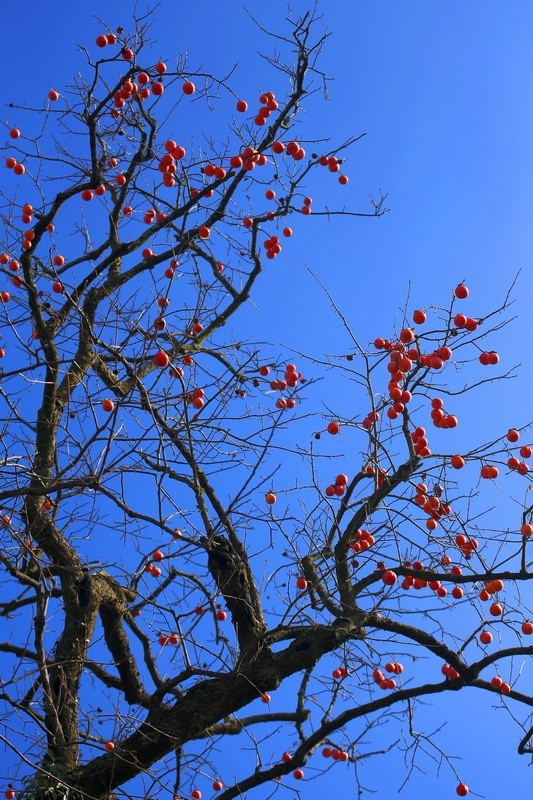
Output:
[{"xmin": 1, "ymin": 1, "xmax": 533, "ymax": 799}]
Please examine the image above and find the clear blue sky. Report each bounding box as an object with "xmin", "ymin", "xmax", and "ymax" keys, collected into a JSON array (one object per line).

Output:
[{"xmin": 2, "ymin": 1, "xmax": 533, "ymax": 798}]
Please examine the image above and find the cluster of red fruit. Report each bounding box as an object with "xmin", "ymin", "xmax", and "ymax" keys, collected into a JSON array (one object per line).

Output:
[
  {"xmin": 480, "ymin": 464, "xmax": 499, "ymax": 479},
  {"xmin": 143, "ymin": 550, "xmax": 165, "ymax": 577},
  {"xmin": 4, "ymin": 154, "xmax": 25, "ymax": 176},
  {"xmin": 454, "ymin": 534, "xmax": 479, "ymax": 561},
  {"xmin": 1, "ymin": 254, "xmax": 19, "ymax": 272},
  {"xmin": 113, "ymin": 71, "xmax": 164, "ymax": 108},
  {"xmin": 262, "ymin": 233, "xmax": 287, "ymax": 260},
  {"xmin": 21, "ymin": 203, "xmax": 36, "ymax": 225},
  {"xmin": 379, "ymin": 560, "xmax": 478, "ymax": 600},
  {"xmin": 418, "ymin": 344, "xmax": 453, "ymax": 371},
  {"xmin": 371, "ymin": 664, "xmax": 401, "ymax": 690},
  {"xmin": 506, "ymin": 430, "xmax": 531, "ymax": 474},
  {"xmin": 80, "ymin": 185, "xmax": 106, "ymax": 201},
  {"xmin": 229, "ymin": 146, "xmax": 269, "ymax": 171},
  {"xmin": 321, "ymin": 747, "xmax": 349, "ymax": 761},
  {"xmin": 154, "ymin": 140, "xmax": 187, "ymax": 188},
  {"xmin": 259, "ymin": 363, "xmax": 302, "ymax": 410},
  {"xmin": 325, "ymin": 472, "xmax": 349, "ymax": 498},
  {"xmin": 379, "ymin": 334, "xmax": 451, "ymax": 423},
  {"xmin": 452, "ymin": 283, "xmax": 482, "ymax": 334},
  {"xmin": 478, "ymin": 351, "xmax": 499, "ymax": 365},
  {"xmin": 410, "ymin": 426, "xmax": 430, "ymax": 457},
  {"xmin": 250, "ymin": 90, "xmax": 279, "ymax": 127},
  {"xmin": 95, "ymin": 33, "xmax": 196, "ymax": 114},
  {"xmin": 441, "ymin": 663, "xmax": 462, "ymax": 681},
  {"xmin": 453, "ymin": 313, "xmax": 479, "ymax": 330},
  {"xmin": 95, "ymin": 32, "xmax": 118, "ymax": 47},
  {"xmin": 299, "ymin": 195, "xmax": 312, "ymax": 216},
  {"xmin": 186, "ymin": 387, "xmax": 205, "ymax": 410},
  {"xmin": 478, "ymin": 577, "xmax": 504, "ymax": 601},
  {"xmin": 331, "ymin": 665, "xmax": 349, "ymax": 679},
  {"xmin": 158, "ymin": 633, "xmax": 179, "ymax": 646},
  {"xmin": 362, "ymin": 409, "xmax": 380, "ymax": 430},
  {"xmin": 413, "ymin": 483, "xmax": 452, "ymax": 532},
  {"xmin": 403, "ymin": 573, "xmax": 447, "ymax": 595},
  {"xmin": 429, "ymin": 397, "xmax": 458, "ymax": 430},
  {"xmin": 490, "ymin": 675, "xmax": 512, "ymax": 694},
  {"xmin": 401, "ymin": 560, "xmax": 449, "ymax": 595},
  {"xmin": 271, "ymin": 138, "xmax": 306, "ymax": 162},
  {"xmin": 317, "ymin": 153, "xmax": 348, "ymax": 184},
  {"xmin": 349, "ymin": 528, "xmax": 375, "ymax": 552}
]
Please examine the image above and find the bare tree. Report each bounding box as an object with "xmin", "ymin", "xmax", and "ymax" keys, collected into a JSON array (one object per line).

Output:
[{"xmin": 0, "ymin": 9, "xmax": 531, "ymax": 800}]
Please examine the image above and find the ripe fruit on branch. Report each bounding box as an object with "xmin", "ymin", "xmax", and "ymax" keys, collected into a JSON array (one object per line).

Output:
[
  {"xmin": 479, "ymin": 351, "xmax": 499, "ymax": 365},
  {"xmin": 451, "ymin": 455, "xmax": 465, "ymax": 469},
  {"xmin": 454, "ymin": 284, "xmax": 469, "ymax": 299},
  {"xmin": 327, "ymin": 421, "xmax": 340, "ymax": 435},
  {"xmin": 382, "ymin": 570, "xmax": 397, "ymax": 586},
  {"xmin": 480, "ymin": 465, "xmax": 499, "ymax": 479},
  {"xmin": 102, "ymin": 399, "xmax": 114, "ymax": 412},
  {"xmin": 153, "ymin": 350, "xmax": 169, "ymax": 368},
  {"xmin": 296, "ymin": 576, "xmax": 308, "ymax": 590},
  {"xmin": 265, "ymin": 492, "xmax": 276, "ymax": 505},
  {"xmin": 400, "ymin": 327, "xmax": 414, "ymax": 343},
  {"xmin": 456, "ymin": 784, "xmax": 469, "ymax": 797},
  {"xmin": 182, "ymin": 81, "xmax": 196, "ymax": 95},
  {"xmin": 104, "ymin": 741, "xmax": 115, "ymax": 751}
]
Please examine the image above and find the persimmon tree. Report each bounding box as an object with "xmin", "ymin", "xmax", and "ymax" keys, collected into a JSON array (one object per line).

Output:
[{"xmin": 0, "ymin": 9, "xmax": 532, "ymax": 800}]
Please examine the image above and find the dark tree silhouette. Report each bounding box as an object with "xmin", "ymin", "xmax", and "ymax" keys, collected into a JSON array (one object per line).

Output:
[{"xmin": 0, "ymin": 9, "xmax": 531, "ymax": 800}]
